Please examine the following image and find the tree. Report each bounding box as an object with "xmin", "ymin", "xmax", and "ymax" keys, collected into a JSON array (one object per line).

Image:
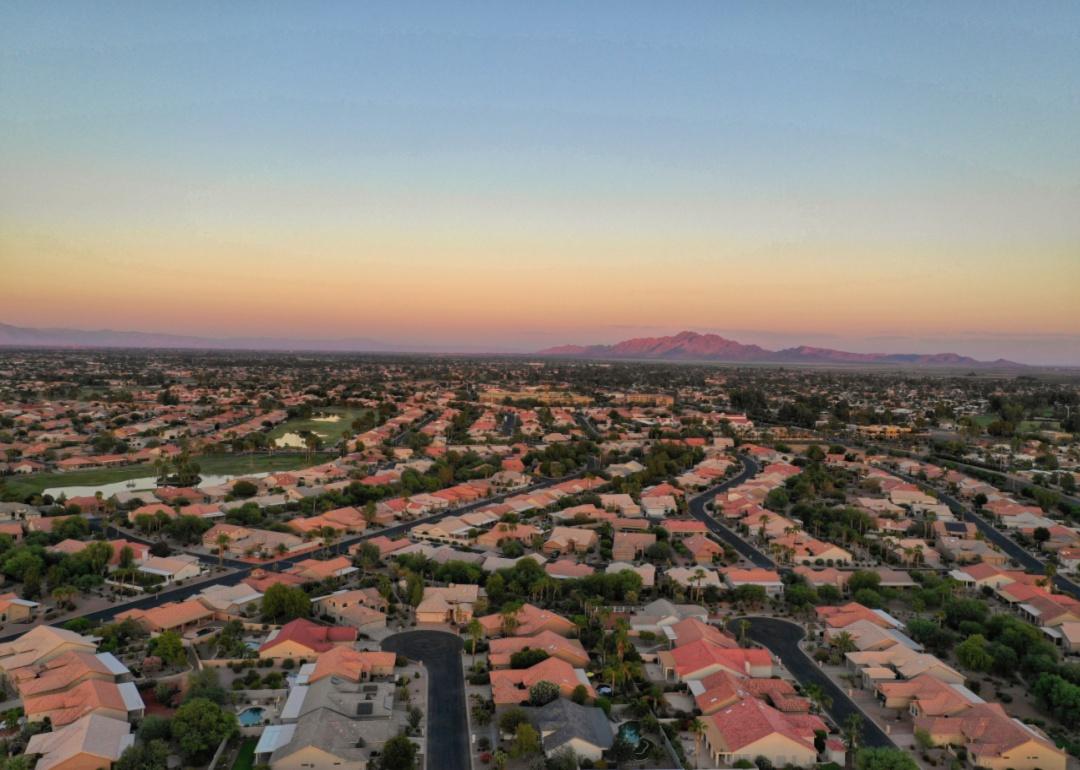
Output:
[
  {"xmin": 185, "ymin": 667, "xmax": 227, "ymax": 704},
  {"xmin": 842, "ymin": 713, "xmax": 863, "ymax": 770},
  {"xmin": 466, "ymin": 618, "xmax": 483, "ymax": 661},
  {"xmin": 379, "ymin": 733, "xmax": 418, "ymax": 770},
  {"xmin": 215, "ymin": 532, "xmax": 230, "ymax": 569},
  {"xmin": 232, "ymin": 480, "xmax": 258, "ymax": 498},
  {"xmin": 956, "ymin": 634, "xmax": 993, "ymax": 672},
  {"xmin": 689, "ymin": 717, "xmax": 706, "ymax": 769},
  {"xmin": 116, "ymin": 740, "xmax": 169, "ymax": 770},
  {"xmin": 498, "ymin": 707, "xmax": 529, "ymax": 735},
  {"xmin": 149, "ymin": 630, "xmax": 187, "ymax": 668},
  {"xmin": 831, "ymin": 631, "xmax": 856, "ymax": 656},
  {"xmin": 528, "ymin": 679, "xmax": 560, "ymax": 706},
  {"xmin": 171, "ymin": 697, "xmax": 238, "ymax": 763},
  {"xmin": 510, "ymin": 722, "xmax": 541, "ymax": 758},
  {"xmin": 854, "ymin": 747, "xmax": 919, "ymax": 770},
  {"xmin": 261, "ymin": 583, "xmax": 311, "ymax": 622}
]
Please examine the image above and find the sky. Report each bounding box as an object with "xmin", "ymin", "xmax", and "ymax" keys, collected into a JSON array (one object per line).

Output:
[{"xmin": 2, "ymin": 2, "xmax": 1079, "ymax": 364}]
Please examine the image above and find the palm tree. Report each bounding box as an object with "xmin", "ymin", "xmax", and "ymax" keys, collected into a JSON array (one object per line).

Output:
[
  {"xmin": 831, "ymin": 631, "xmax": 856, "ymax": 656},
  {"xmin": 804, "ymin": 683, "xmax": 833, "ymax": 714},
  {"xmin": 466, "ymin": 619, "xmax": 483, "ymax": 662},
  {"xmin": 689, "ymin": 717, "xmax": 706, "ymax": 769},
  {"xmin": 842, "ymin": 713, "xmax": 863, "ymax": 770},
  {"xmin": 216, "ymin": 532, "xmax": 230, "ymax": 569},
  {"xmin": 738, "ymin": 619, "xmax": 750, "ymax": 646},
  {"xmin": 692, "ymin": 568, "xmax": 706, "ymax": 602},
  {"xmin": 500, "ymin": 606, "xmax": 520, "ymax": 636},
  {"xmin": 1045, "ymin": 562, "xmax": 1058, "ymax": 592}
]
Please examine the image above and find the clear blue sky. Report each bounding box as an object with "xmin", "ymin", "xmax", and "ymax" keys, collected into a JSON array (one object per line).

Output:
[{"xmin": 2, "ymin": 2, "xmax": 1079, "ymax": 363}]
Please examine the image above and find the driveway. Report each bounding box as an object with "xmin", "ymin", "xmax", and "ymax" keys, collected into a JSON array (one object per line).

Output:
[
  {"xmin": 383, "ymin": 630, "xmax": 469, "ymax": 770},
  {"xmin": 727, "ymin": 616, "xmax": 895, "ymax": 749}
]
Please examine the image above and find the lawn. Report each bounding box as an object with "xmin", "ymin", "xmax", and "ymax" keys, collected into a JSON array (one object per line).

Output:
[
  {"xmin": 265, "ymin": 406, "xmax": 371, "ymax": 446},
  {"xmin": 0, "ymin": 452, "xmax": 330, "ymax": 501},
  {"xmin": 230, "ymin": 737, "xmax": 257, "ymax": 770}
]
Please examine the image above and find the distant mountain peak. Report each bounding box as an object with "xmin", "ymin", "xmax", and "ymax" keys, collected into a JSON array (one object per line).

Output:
[{"xmin": 536, "ymin": 331, "xmax": 1024, "ymax": 367}]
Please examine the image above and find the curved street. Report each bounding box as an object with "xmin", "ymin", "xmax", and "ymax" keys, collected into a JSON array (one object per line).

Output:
[
  {"xmin": 688, "ymin": 455, "xmax": 777, "ymax": 569},
  {"xmin": 382, "ymin": 630, "xmax": 469, "ymax": 770},
  {"xmin": 727, "ymin": 616, "xmax": 895, "ymax": 749}
]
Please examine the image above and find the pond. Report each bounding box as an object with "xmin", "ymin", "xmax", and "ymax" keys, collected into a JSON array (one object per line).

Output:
[
  {"xmin": 45, "ymin": 471, "xmax": 272, "ymax": 499},
  {"xmin": 237, "ymin": 707, "xmax": 266, "ymax": 727}
]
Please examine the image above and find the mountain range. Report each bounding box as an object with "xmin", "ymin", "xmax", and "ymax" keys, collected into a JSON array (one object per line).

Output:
[
  {"xmin": 0, "ymin": 322, "xmax": 1026, "ymax": 366},
  {"xmin": 0, "ymin": 322, "xmax": 397, "ymax": 353},
  {"xmin": 537, "ymin": 330, "xmax": 1024, "ymax": 367}
]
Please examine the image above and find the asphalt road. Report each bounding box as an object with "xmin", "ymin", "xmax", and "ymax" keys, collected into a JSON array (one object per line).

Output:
[
  {"xmin": 687, "ymin": 455, "xmax": 778, "ymax": 569},
  {"xmin": 877, "ymin": 466, "xmax": 1080, "ymax": 600},
  {"xmin": 382, "ymin": 630, "xmax": 468, "ymax": 770},
  {"xmin": 0, "ymin": 471, "xmax": 590, "ymax": 642},
  {"xmin": 728, "ymin": 616, "xmax": 895, "ymax": 749}
]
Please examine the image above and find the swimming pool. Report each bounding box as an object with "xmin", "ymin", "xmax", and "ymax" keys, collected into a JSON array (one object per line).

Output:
[{"xmin": 238, "ymin": 707, "xmax": 265, "ymax": 727}]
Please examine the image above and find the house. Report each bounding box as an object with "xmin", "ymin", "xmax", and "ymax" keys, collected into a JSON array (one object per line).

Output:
[
  {"xmin": 287, "ymin": 506, "xmax": 368, "ymax": 536},
  {"xmin": 115, "ymin": 598, "xmax": 213, "ymax": 633},
  {"xmin": 259, "ymin": 618, "xmax": 357, "ymax": 660},
  {"xmin": 599, "ymin": 494, "xmax": 641, "ymax": 517},
  {"xmin": 689, "ymin": 669, "xmax": 805, "ymax": 716},
  {"xmin": 7, "ymin": 650, "xmax": 129, "ymax": 699},
  {"xmin": 683, "ymin": 535, "xmax": 724, "ymax": 564},
  {"xmin": 612, "ymin": 532, "xmax": 655, "ymax": 562},
  {"xmin": 629, "ymin": 598, "xmax": 707, "ymax": 635},
  {"xmin": 197, "ymin": 582, "xmax": 264, "ymax": 614},
  {"xmin": 702, "ymin": 696, "xmax": 823, "ymax": 768},
  {"xmin": 667, "ymin": 567, "xmax": 723, "ymax": 592},
  {"xmin": 794, "ymin": 567, "xmax": 850, "ymax": 590},
  {"xmin": 258, "ymin": 709, "xmax": 369, "ymax": 770},
  {"xmin": 528, "ymin": 698, "xmax": 613, "ymax": 762},
  {"xmin": 641, "ymin": 495, "xmax": 678, "ymax": 519},
  {"xmin": 286, "ymin": 556, "xmax": 358, "ymax": 582},
  {"xmin": 664, "ymin": 617, "xmax": 738, "ymax": 650},
  {"xmin": 242, "ymin": 567, "xmax": 308, "ymax": 594},
  {"xmin": 663, "ymin": 520, "xmax": 708, "ymax": 538},
  {"xmin": 816, "ymin": 603, "xmax": 902, "ymax": 631},
  {"xmin": 490, "ymin": 657, "xmax": 595, "ymax": 705},
  {"xmin": 0, "ymin": 592, "xmax": 39, "ymax": 623},
  {"xmin": 722, "ymin": 568, "xmax": 784, "ymax": 597},
  {"xmin": 0, "ymin": 626, "xmax": 98, "ymax": 676},
  {"xmin": 23, "ymin": 676, "xmax": 144, "ymax": 726},
  {"xmin": 415, "ymin": 584, "xmax": 483, "ymax": 624},
  {"xmin": 203, "ymin": 522, "xmax": 308, "ymax": 559},
  {"xmin": 0, "ymin": 522, "xmax": 24, "ymax": 542},
  {"xmin": 876, "ymin": 673, "xmax": 981, "ymax": 716},
  {"xmin": 488, "ymin": 631, "xmax": 590, "ymax": 668},
  {"xmin": 658, "ymin": 640, "xmax": 774, "ymax": 681},
  {"xmin": 305, "ymin": 645, "xmax": 396, "ymax": 682},
  {"xmin": 847, "ymin": 646, "xmax": 964, "ymax": 685},
  {"xmin": 137, "ymin": 554, "xmax": 204, "ymax": 584},
  {"xmin": 915, "ymin": 702, "xmax": 1066, "ymax": 770},
  {"xmin": 545, "ymin": 559, "xmax": 595, "ymax": 580},
  {"xmin": 542, "ymin": 527, "xmax": 598, "ymax": 555},
  {"xmin": 478, "ymin": 603, "xmax": 576, "ymax": 638},
  {"xmin": 25, "ymin": 713, "xmax": 134, "ymax": 770},
  {"xmin": 312, "ymin": 589, "xmax": 388, "ymax": 633},
  {"xmin": 475, "ymin": 522, "xmax": 543, "ymax": 550}
]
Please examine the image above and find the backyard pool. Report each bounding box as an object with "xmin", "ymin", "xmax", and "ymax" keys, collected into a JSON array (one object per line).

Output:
[
  {"xmin": 238, "ymin": 707, "xmax": 265, "ymax": 727},
  {"xmin": 617, "ymin": 721, "xmax": 654, "ymax": 759}
]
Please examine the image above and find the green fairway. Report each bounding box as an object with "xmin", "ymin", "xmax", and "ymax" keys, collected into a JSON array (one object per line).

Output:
[
  {"xmin": 265, "ymin": 407, "xmax": 371, "ymax": 447},
  {"xmin": 0, "ymin": 452, "xmax": 331, "ymax": 501}
]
